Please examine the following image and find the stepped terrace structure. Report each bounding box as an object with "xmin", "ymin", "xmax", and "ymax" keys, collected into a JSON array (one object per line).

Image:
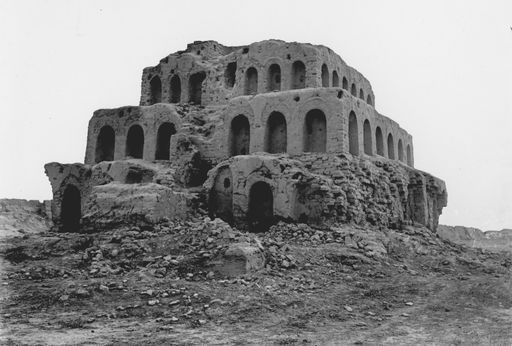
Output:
[{"xmin": 45, "ymin": 40, "xmax": 447, "ymax": 233}]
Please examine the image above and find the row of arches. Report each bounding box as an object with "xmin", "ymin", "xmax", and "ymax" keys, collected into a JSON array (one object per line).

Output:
[
  {"xmin": 243, "ymin": 61, "xmax": 305, "ymax": 95},
  {"xmin": 148, "ymin": 72, "xmax": 205, "ymax": 105},
  {"xmin": 229, "ymin": 109, "xmax": 327, "ymax": 156},
  {"xmin": 94, "ymin": 122, "xmax": 176, "ymax": 163},
  {"xmin": 241, "ymin": 61, "xmax": 373, "ymax": 106},
  {"xmin": 228, "ymin": 110, "xmax": 412, "ymax": 165},
  {"xmin": 348, "ymin": 113, "xmax": 412, "ymax": 165},
  {"xmin": 320, "ymin": 63, "xmax": 373, "ymax": 106}
]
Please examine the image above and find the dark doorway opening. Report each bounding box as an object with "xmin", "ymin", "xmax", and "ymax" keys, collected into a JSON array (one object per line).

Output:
[
  {"xmin": 248, "ymin": 181, "xmax": 274, "ymax": 232},
  {"xmin": 61, "ymin": 185, "xmax": 81, "ymax": 232},
  {"xmin": 126, "ymin": 125, "xmax": 144, "ymax": 159},
  {"xmin": 155, "ymin": 122, "xmax": 176, "ymax": 160},
  {"xmin": 95, "ymin": 125, "xmax": 115, "ymax": 163}
]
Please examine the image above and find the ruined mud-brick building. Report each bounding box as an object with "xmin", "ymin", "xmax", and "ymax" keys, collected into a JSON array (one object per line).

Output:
[{"xmin": 45, "ymin": 40, "xmax": 447, "ymax": 233}]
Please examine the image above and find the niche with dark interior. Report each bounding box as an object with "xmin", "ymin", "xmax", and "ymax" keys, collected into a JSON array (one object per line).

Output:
[
  {"xmin": 291, "ymin": 61, "xmax": 306, "ymax": 89},
  {"xmin": 169, "ymin": 75, "xmax": 181, "ymax": 103},
  {"xmin": 189, "ymin": 71, "xmax": 206, "ymax": 104},
  {"xmin": 348, "ymin": 112, "xmax": 359, "ymax": 155},
  {"xmin": 126, "ymin": 125, "xmax": 144, "ymax": 159},
  {"xmin": 363, "ymin": 120, "xmax": 373, "ymax": 155},
  {"xmin": 61, "ymin": 185, "xmax": 81, "ymax": 232},
  {"xmin": 248, "ymin": 181, "xmax": 274, "ymax": 232},
  {"xmin": 267, "ymin": 64, "xmax": 281, "ymax": 92},
  {"xmin": 351, "ymin": 83, "xmax": 357, "ymax": 97},
  {"xmin": 376, "ymin": 127, "xmax": 384, "ymax": 156},
  {"xmin": 321, "ymin": 64, "xmax": 329, "ymax": 87},
  {"xmin": 342, "ymin": 77, "xmax": 348, "ymax": 90},
  {"xmin": 265, "ymin": 112, "xmax": 287, "ymax": 153},
  {"xmin": 150, "ymin": 76, "xmax": 162, "ymax": 104},
  {"xmin": 208, "ymin": 166, "xmax": 233, "ymax": 224},
  {"xmin": 230, "ymin": 115, "xmax": 250, "ymax": 156},
  {"xmin": 155, "ymin": 122, "xmax": 176, "ymax": 160},
  {"xmin": 95, "ymin": 125, "xmax": 115, "ymax": 163},
  {"xmin": 332, "ymin": 71, "xmax": 339, "ymax": 87},
  {"xmin": 303, "ymin": 109, "xmax": 327, "ymax": 152},
  {"xmin": 244, "ymin": 67, "xmax": 258, "ymax": 95},
  {"xmin": 387, "ymin": 134, "xmax": 395, "ymax": 159},
  {"xmin": 398, "ymin": 139, "xmax": 404, "ymax": 162},
  {"xmin": 224, "ymin": 62, "xmax": 237, "ymax": 88}
]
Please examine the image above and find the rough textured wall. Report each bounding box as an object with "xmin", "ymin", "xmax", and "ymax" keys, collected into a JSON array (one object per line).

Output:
[{"xmin": 205, "ymin": 154, "xmax": 446, "ymax": 231}]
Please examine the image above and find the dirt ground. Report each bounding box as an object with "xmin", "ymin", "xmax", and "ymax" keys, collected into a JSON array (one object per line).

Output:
[{"xmin": 1, "ymin": 220, "xmax": 511, "ymax": 345}]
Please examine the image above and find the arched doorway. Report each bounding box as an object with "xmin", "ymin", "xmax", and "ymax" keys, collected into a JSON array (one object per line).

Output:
[
  {"xmin": 266, "ymin": 64, "xmax": 281, "ymax": 92},
  {"xmin": 61, "ymin": 185, "xmax": 81, "ymax": 232},
  {"xmin": 189, "ymin": 71, "xmax": 206, "ymax": 104},
  {"xmin": 376, "ymin": 127, "xmax": 384, "ymax": 156},
  {"xmin": 321, "ymin": 64, "xmax": 329, "ymax": 87},
  {"xmin": 126, "ymin": 125, "xmax": 144, "ymax": 159},
  {"xmin": 291, "ymin": 61, "xmax": 306, "ymax": 89},
  {"xmin": 265, "ymin": 112, "xmax": 287, "ymax": 153},
  {"xmin": 363, "ymin": 120, "xmax": 372, "ymax": 155},
  {"xmin": 95, "ymin": 125, "xmax": 115, "ymax": 163},
  {"xmin": 245, "ymin": 67, "xmax": 258, "ymax": 95},
  {"xmin": 150, "ymin": 76, "xmax": 162, "ymax": 104},
  {"xmin": 248, "ymin": 181, "xmax": 274, "ymax": 232},
  {"xmin": 304, "ymin": 109, "xmax": 327, "ymax": 152},
  {"xmin": 230, "ymin": 115, "xmax": 250, "ymax": 156},
  {"xmin": 387, "ymin": 134, "xmax": 395, "ymax": 159},
  {"xmin": 155, "ymin": 122, "xmax": 176, "ymax": 160},
  {"xmin": 169, "ymin": 75, "xmax": 181, "ymax": 103},
  {"xmin": 348, "ymin": 111, "xmax": 359, "ymax": 155},
  {"xmin": 208, "ymin": 166, "xmax": 233, "ymax": 223}
]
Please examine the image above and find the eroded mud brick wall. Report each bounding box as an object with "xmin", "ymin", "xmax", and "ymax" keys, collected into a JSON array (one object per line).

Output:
[{"xmin": 206, "ymin": 155, "xmax": 446, "ymax": 231}]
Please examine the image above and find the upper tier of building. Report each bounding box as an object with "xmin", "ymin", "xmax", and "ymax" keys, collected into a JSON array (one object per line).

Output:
[{"xmin": 139, "ymin": 40, "xmax": 375, "ymax": 107}]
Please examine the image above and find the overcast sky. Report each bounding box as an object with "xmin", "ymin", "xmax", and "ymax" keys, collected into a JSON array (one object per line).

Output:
[{"xmin": 1, "ymin": 0, "xmax": 511, "ymax": 230}]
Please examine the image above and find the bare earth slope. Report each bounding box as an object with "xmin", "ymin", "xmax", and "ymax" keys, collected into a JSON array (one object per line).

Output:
[{"xmin": 1, "ymin": 216, "xmax": 511, "ymax": 345}]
